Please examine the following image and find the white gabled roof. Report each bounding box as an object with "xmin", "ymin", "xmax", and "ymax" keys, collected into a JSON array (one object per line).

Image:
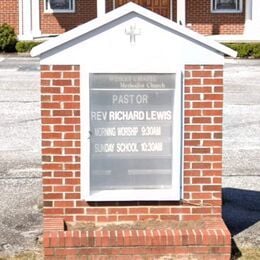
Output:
[{"xmin": 31, "ymin": 2, "xmax": 237, "ymax": 58}]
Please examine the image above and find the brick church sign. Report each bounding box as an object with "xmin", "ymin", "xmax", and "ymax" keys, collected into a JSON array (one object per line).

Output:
[{"xmin": 31, "ymin": 3, "xmax": 236, "ymax": 259}]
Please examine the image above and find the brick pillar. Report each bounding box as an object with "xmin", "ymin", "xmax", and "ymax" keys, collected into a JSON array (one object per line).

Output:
[
  {"xmin": 183, "ymin": 65, "xmax": 224, "ymax": 220},
  {"xmin": 41, "ymin": 64, "xmax": 81, "ymax": 222}
]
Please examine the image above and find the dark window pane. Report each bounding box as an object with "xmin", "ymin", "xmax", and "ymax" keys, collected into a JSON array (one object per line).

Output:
[
  {"xmin": 215, "ymin": 0, "xmax": 238, "ymax": 10},
  {"xmin": 50, "ymin": 0, "xmax": 70, "ymax": 10}
]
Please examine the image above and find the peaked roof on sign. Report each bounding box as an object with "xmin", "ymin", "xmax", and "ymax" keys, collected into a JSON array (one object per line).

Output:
[{"xmin": 31, "ymin": 2, "xmax": 237, "ymax": 58}]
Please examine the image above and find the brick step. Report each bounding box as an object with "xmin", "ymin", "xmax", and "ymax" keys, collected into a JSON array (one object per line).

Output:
[{"xmin": 44, "ymin": 218, "xmax": 231, "ymax": 259}]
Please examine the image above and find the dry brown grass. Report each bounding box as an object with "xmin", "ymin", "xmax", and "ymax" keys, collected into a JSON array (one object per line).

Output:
[
  {"xmin": 0, "ymin": 251, "xmax": 43, "ymax": 260},
  {"xmin": 237, "ymin": 248, "xmax": 260, "ymax": 260}
]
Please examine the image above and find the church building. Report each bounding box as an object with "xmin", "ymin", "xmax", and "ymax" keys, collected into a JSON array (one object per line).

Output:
[{"xmin": 1, "ymin": 0, "xmax": 260, "ymax": 41}]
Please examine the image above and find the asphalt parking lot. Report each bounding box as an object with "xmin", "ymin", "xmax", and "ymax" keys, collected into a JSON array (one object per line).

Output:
[
  {"xmin": 0, "ymin": 56, "xmax": 42, "ymax": 257},
  {"xmin": 0, "ymin": 56, "xmax": 259, "ymax": 258},
  {"xmin": 222, "ymin": 59, "xmax": 260, "ymax": 252}
]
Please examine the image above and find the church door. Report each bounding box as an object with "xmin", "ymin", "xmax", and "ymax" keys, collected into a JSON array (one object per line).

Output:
[{"xmin": 116, "ymin": 0, "xmax": 171, "ymax": 19}]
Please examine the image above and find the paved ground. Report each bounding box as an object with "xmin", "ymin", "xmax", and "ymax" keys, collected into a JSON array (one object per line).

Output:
[
  {"xmin": 0, "ymin": 56, "xmax": 42, "ymax": 257},
  {"xmin": 222, "ymin": 59, "xmax": 260, "ymax": 251},
  {"xmin": 0, "ymin": 56, "xmax": 259, "ymax": 258}
]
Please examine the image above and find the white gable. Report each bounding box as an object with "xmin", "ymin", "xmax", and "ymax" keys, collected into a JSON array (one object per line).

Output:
[{"xmin": 31, "ymin": 3, "xmax": 236, "ymax": 66}]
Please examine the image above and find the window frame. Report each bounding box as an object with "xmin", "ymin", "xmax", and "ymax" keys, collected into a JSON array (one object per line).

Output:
[
  {"xmin": 211, "ymin": 0, "xmax": 243, "ymax": 13},
  {"xmin": 80, "ymin": 67, "xmax": 183, "ymax": 202},
  {"xmin": 44, "ymin": 0, "xmax": 75, "ymax": 13}
]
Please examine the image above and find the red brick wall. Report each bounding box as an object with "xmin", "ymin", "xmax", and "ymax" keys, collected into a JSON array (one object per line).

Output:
[
  {"xmin": 40, "ymin": 0, "xmax": 97, "ymax": 35},
  {"xmin": 41, "ymin": 64, "xmax": 224, "ymax": 224},
  {"xmin": 0, "ymin": 0, "xmax": 18, "ymax": 34},
  {"xmin": 186, "ymin": 0, "xmax": 245, "ymax": 35}
]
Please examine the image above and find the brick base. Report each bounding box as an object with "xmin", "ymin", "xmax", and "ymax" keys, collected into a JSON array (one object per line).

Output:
[{"xmin": 44, "ymin": 218, "xmax": 231, "ymax": 259}]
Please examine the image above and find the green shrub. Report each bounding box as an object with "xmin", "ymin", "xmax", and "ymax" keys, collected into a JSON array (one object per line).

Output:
[
  {"xmin": 224, "ymin": 43, "xmax": 252, "ymax": 58},
  {"xmin": 252, "ymin": 43, "xmax": 260, "ymax": 58},
  {"xmin": 15, "ymin": 41, "xmax": 42, "ymax": 53},
  {"xmin": 0, "ymin": 23, "xmax": 17, "ymax": 52},
  {"xmin": 224, "ymin": 42, "xmax": 260, "ymax": 58}
]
